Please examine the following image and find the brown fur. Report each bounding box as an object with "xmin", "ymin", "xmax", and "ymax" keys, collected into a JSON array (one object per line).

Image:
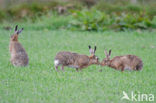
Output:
[
  {"xmin": 54, "ymin": 46, "xmax": 99, "ymax": 71},
  {"xmin": 9, "ymin": 25, "xmax": 29, "ymax": 67},
  {"xmin": 101, "ymin": 50, "xmax": 143, "ymax": 71}
]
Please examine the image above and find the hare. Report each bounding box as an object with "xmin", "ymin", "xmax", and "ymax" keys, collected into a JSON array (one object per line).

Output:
[
  {"xmin": 101, "ymin": 50, "xmax": 143, "ymax": 71},
  {"xmin": 9, "ymin": 25, "xmax": 29, "ymax": 67},
  {"xmin": 54, "ymin": 46, "xmax": 99, "ymax": 71}
]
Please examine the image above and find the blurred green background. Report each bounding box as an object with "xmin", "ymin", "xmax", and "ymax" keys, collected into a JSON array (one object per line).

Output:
[{"xmin": 0, "ymin": 0, "xmax": 156, "ymax": 31}]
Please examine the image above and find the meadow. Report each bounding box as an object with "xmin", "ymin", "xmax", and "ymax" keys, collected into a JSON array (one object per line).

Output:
[{"xmin": 0, "ymin": 25, "xmax": 156, "ymax": 103}]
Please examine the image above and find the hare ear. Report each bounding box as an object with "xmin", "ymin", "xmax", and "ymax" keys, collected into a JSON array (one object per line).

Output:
[
  {"xmin": 104, "ymin": 50, "xmax": 108, "ymax": 57},
  {"xmin": 94, "ymin": 46, "xmax": 96, "ymax": 53},
  {"xmin": 88, "ymin": 45, "xmax": 91, "ymax": 50},
  {"xmin": 17, "ymin": 28, "xmax": 24, "ymax": 35},
  {"xmin": 15, "ymin": 25, "xmax": 18, "ymax": 31},
  {"xmin": 109, "ymin": 49, "xmax": 111, "ymax": 56}
]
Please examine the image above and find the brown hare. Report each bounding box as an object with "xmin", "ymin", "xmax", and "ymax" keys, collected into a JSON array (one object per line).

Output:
[
  {"xmin": 9, "ymin": 25, "xmax": 29, "ymax": 67},
  {"xmin": 101, "ymin": 50, "xmax": 143, "ymax": 71},
  {"xmin": 54, "ymin": 46, "xmax": 99, "ymax": 71}
]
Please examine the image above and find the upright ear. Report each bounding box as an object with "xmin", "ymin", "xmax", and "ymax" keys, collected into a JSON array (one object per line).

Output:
[
  {"xmin": 88, "ymin": 45, "xmax": 91, "ymax": 50},
  {"xmin": 94, "ymin": 46, "xmax": 96, "ymax": 53},
  {"xmin": 17, "ymin": 28, "xmax": 24, "ymax": 35},
  {"xmin": 109, "ymin": 49, "xmax": 111, "ymax": 56},
  {"xmin": 104, "ymin": 50, "xmax": 108, "ymax": 57},
  {"xmin": 15, "ymin": 25, "xmax": 18, "ymax": 32}
]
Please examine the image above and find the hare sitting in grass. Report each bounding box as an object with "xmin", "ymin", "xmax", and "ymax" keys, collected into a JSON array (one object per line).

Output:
[
  {"xmin": 54, "ymin": 46, "xmax": 99, "ymax": 71},
  {"xmin": 101, "ymin": 50, "xmax": 143, "ymax": 71},
  {"xmin": 9, "ymin": 25, "xmax": 29, "ymax": 67}
]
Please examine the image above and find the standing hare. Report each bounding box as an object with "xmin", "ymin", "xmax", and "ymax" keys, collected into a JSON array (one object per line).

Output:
[
  {"xmin": 101, "ymin": 50, "xmax": 143, "ymax": 71},
  {"xmin": 54, "ymin": 46, "xmax": 99, "ymax": 71},
  {"xmin": 9, "ymin": 25, "xmax": 29, "ymax": 67}
]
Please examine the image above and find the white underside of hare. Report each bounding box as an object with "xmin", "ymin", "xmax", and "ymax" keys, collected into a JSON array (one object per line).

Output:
[
  {"xmin": 124, "ymin": 66, "xmax": 132, "ymax": 70},
  {"xmin": 54, "ymin": 60, "xmax": 79, "ymax": 68},
  {"xmin": 68, "ymin": 65, "xmax": 79, "ymax": 68}
]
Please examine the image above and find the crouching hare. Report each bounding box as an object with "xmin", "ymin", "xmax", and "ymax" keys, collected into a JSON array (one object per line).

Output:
[
  {"xmin": 54, "ymin": 46, "xmax": 99, "ymax": 71},
  {"xmin": 101, "ymin": 50, "xmax": 143, "ymax": 71},
  {"xmin": 9, "ymin": 25, "xmax": 29, "ymax": 67}
]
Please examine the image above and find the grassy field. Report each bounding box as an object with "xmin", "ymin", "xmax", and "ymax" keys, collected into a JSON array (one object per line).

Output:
[{"xmin": 0, "ymin": 28, "xmax": 156, "ymax": 103}]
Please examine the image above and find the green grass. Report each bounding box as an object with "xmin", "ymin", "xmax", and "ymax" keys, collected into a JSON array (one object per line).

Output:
[{"xmin": 0, "ymin": 28, "xmax": 156, "ymax": 103}]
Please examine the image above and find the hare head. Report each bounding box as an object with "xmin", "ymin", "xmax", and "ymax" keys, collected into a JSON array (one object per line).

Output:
[
  {"xmin": 10, "ymin": 25, "xmax": 24, "ymax": 41},
  {"xmin": 88, "ymin": 45, "xmax": 99, "ymax": 64},
  {"xmin": 101, "ymin": 49, "xmax": 111, "ymax": 66}
]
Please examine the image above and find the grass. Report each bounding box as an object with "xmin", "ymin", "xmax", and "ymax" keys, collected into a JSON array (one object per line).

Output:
[{"xmin": 0, "ymin": 27, "xmax": 156, "ymax": 103}]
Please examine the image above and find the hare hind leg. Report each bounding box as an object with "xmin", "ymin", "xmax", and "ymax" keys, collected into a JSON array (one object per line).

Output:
[
  {"xmin": 54, "ymin": 65, "xmax": 59, "ymax": 71},
  {"xmin": 61, "ymin": 66, "xmax": 64, "ymax": 71}
]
